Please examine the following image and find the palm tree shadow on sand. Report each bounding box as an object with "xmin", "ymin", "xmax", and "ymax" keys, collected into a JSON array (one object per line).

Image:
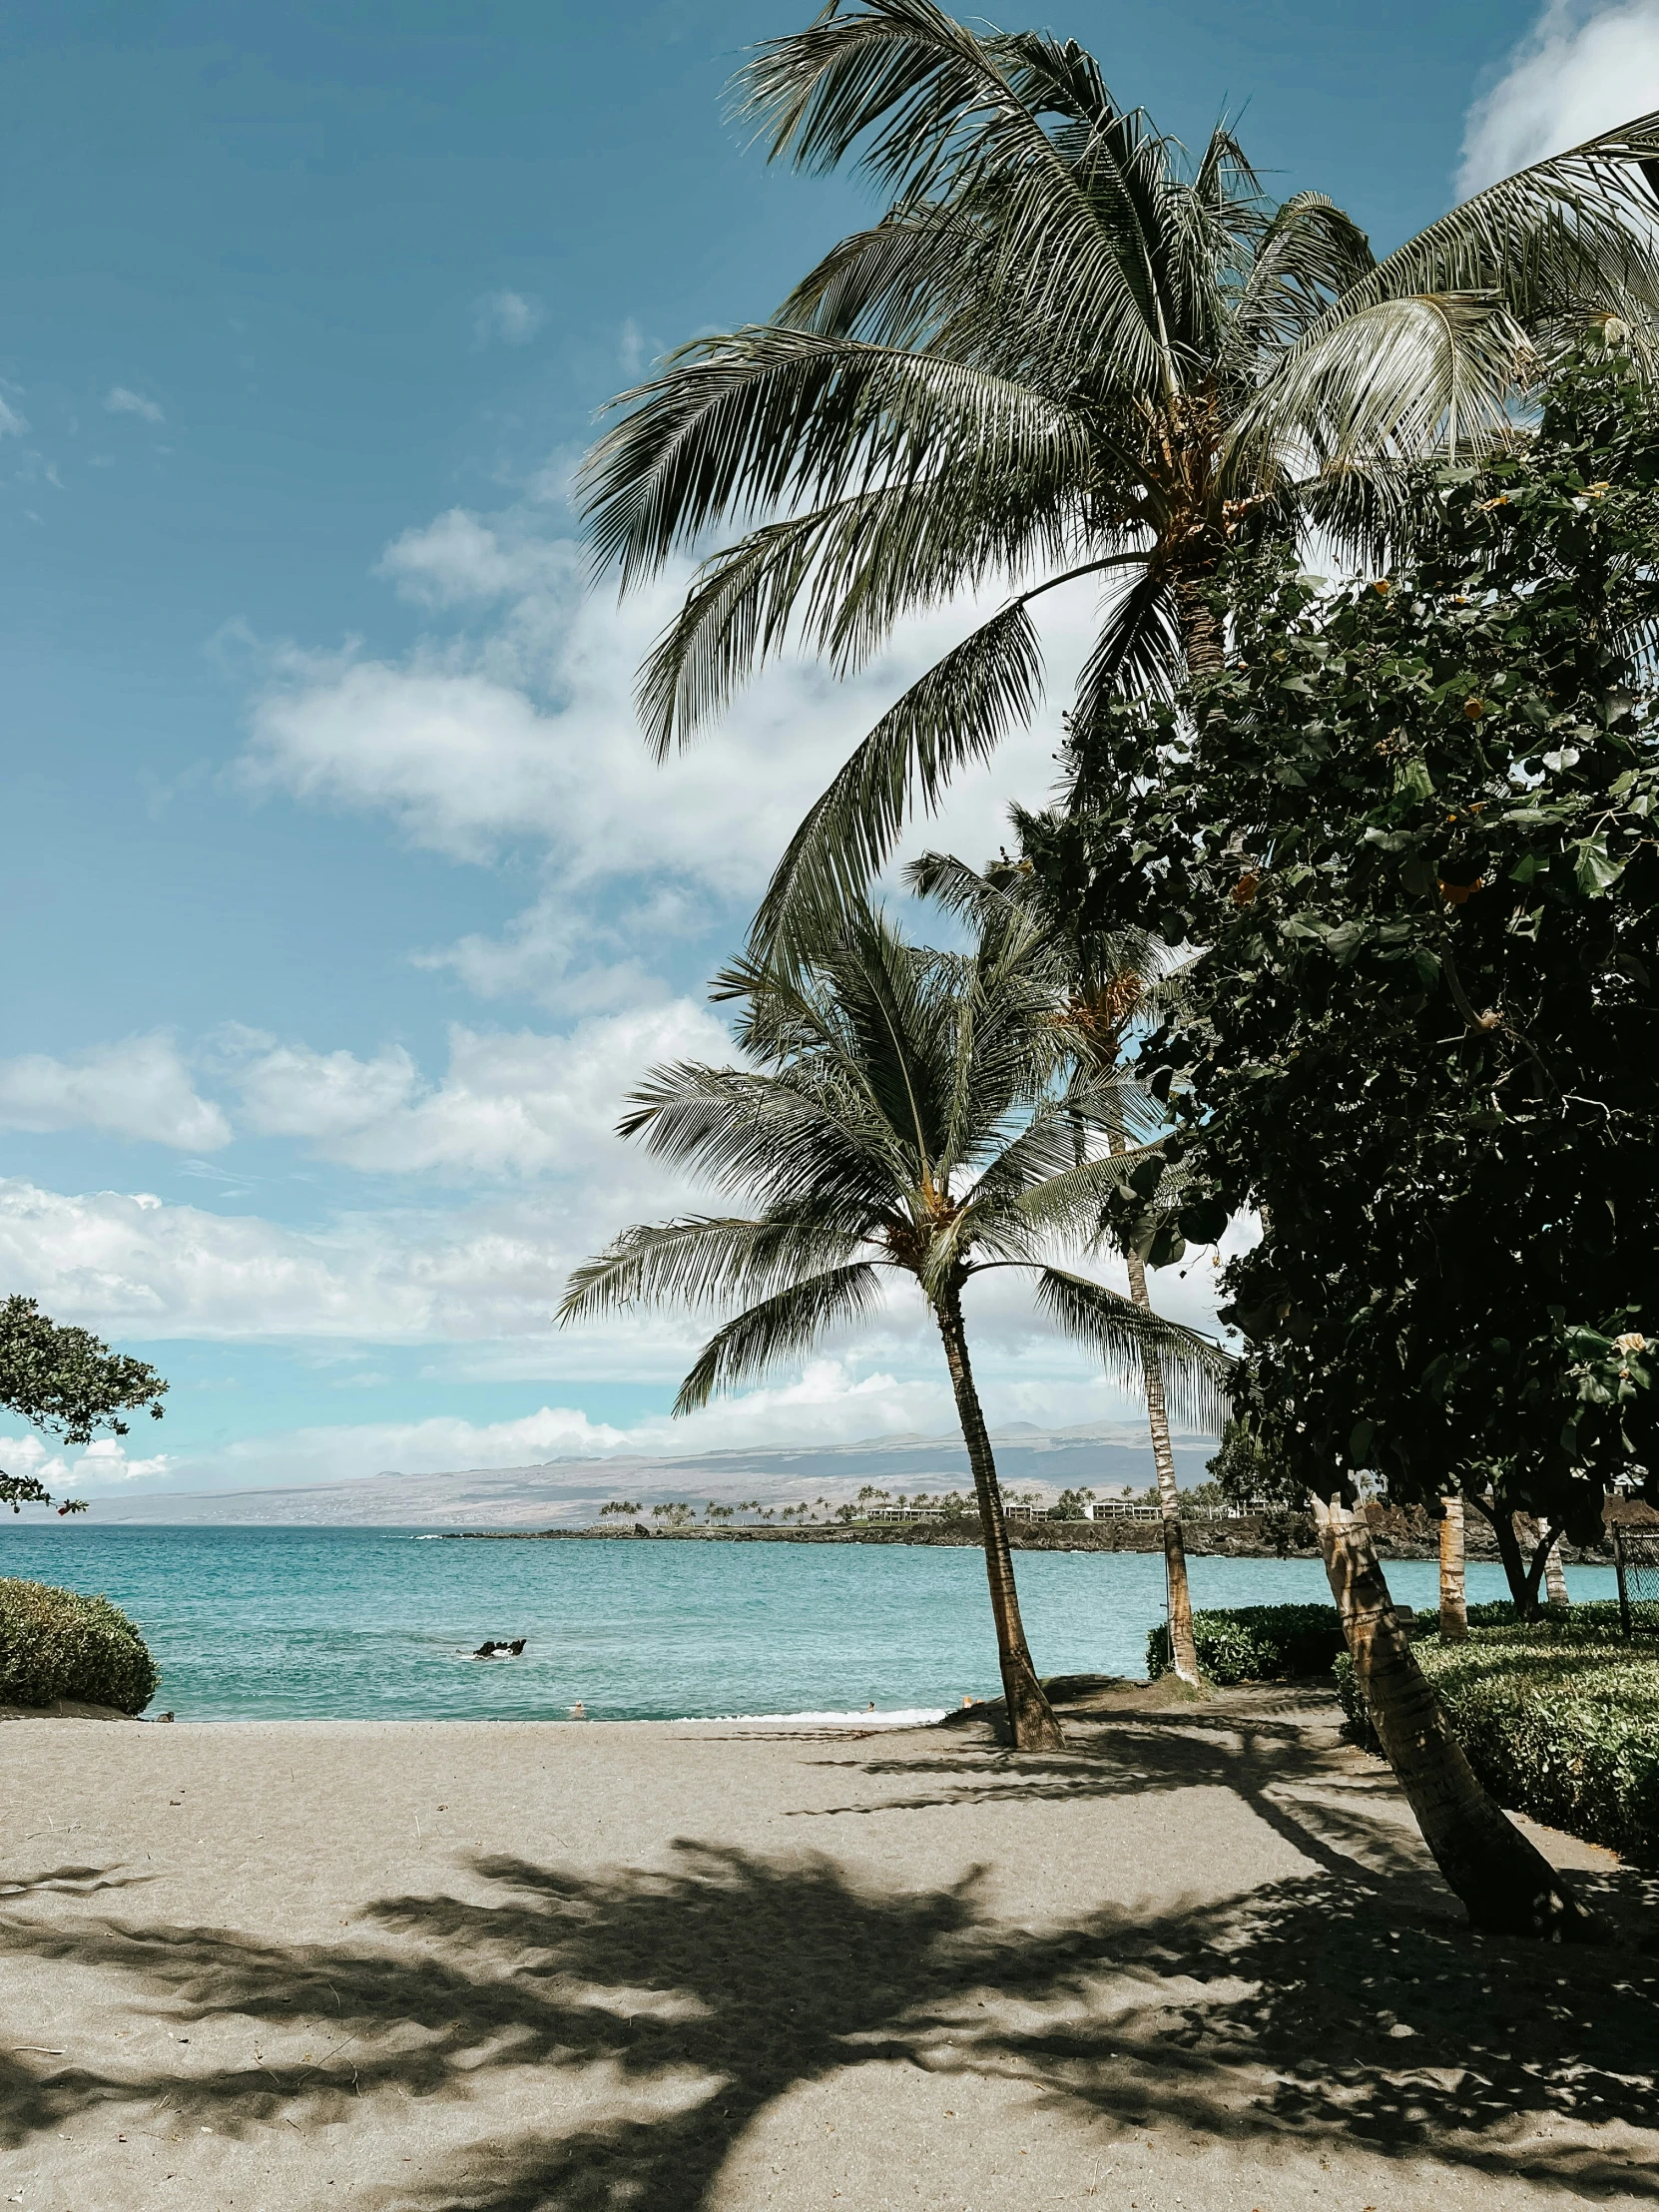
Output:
[{"xmin": 1, "ymin": 1731, "xmax": 1656, "ymax": 2210}]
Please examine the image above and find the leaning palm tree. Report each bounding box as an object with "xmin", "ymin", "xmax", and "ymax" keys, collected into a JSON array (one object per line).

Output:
[
  {"xmin": 559, "ymin": 900, "xmax": 1231, "ymax": 1749},
  {"xmin": 579, "ymin": 0, "xmax": 1659, "ymax": 956},
  {"xmin": 910, "ymin": 843, "xmax": 1204, "ymax": 1682}
]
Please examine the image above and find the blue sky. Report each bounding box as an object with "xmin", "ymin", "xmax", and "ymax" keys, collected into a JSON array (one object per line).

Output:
[{"xmin": 2, "ymin": 0, "xmax": 1655, "ymax": 1497}]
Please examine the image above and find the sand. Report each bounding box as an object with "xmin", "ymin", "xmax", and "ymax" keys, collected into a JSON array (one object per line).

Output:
[{"xmin": 1, "ymin": 1687, "xmax": 1654, "ymax": 2212}]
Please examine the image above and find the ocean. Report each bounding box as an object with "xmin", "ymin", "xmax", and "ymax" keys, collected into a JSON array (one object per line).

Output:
[{"xmin": 0, "ymin": 1525, "xmax": 1621, "ymax": 1724}]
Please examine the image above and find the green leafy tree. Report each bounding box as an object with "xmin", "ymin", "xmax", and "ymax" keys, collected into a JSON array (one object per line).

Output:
[
  {"xmin": 560, "ymin": 901, "xmax": 1228, "ymax": 1749},
  {"xmin": 599, "ymin": 1498, "xmax": 645, "ymax": 1517},
  {"xmin": 1029, "ymin": 352, "xmax": 1659, "ymax": 1936},
  {"xmin": 580, "ymin": 0, "xmax": 1659, "ymax": 955},
  {"xmin": 0, "ymin": 1298, "xmax": 168, "ymax": 1516}
]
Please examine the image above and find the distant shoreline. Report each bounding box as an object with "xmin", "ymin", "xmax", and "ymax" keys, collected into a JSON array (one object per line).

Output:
[{"xmin": 438, "ymin": 1515, "xmax": 1619, "ymax": 1566}]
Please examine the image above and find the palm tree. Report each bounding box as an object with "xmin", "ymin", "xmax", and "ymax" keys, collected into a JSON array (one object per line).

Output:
[
  {"xmin": 909, "ymin": 842, "xmax": 1204, "ymax": 1681},
  {"xmin": 579, "ymin": 0, "xmax": 1659, "ymax": 955},
  {"xmin": 1437, "ymin": 1493, "xmax": 1468, "ymax": 1642},
  {"xmin": 559, "ymin": 900, "xmax": 1230, "ymax": 1749}
]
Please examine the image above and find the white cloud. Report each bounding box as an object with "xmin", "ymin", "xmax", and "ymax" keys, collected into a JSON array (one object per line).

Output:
[
  {"xmin": 0, "ymin": 1431, "xmax": 173, "ymax": 1492},
  {"xmin": 1460, "ymin": 2, "xmax": 1659, "ymax": 192},
  {"xmin": 473, "ymin": 289, "xmax": 543, "ymax": 345},
  {"xmin": 413, "ymin": 891, "xmax": 679, "ymax": 1014},
  {"xmin": 0, "ymin": 1175, "xmax": 587, "ymax": 1343},
  {"xmin": 243, "ymin": 512, "xmax": 1084, "ymax": 896},
  {"xmin": 0, "ymin": 395, "xmax": 28, "ymax": 437},
  {"xmin": 104, "ymin": 385, "xmax": 165, "ymax": 424},
  {"xmin": 227, "ymin": 1032, "xmax": 420, "ymax": 1146},
  {"xmin": 224, "ymin": 1002, "xmax": 729, "ymax": 1179},
  {"xmin": 375, "ymin": 509, "xmax": 576, "ymax": 609},
  {"xmin": 618, "ymin": 316, "xmax": 645, "ymax": 378},
  {"xmin": 0, "ymin": 1034, "xmax": 230, "ymax": 1150}
]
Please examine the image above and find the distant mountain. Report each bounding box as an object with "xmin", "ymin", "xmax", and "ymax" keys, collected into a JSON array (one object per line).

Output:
[{"xmin": 87, "ymin": 1424, "xmax": 1218, "ymax": 1527}]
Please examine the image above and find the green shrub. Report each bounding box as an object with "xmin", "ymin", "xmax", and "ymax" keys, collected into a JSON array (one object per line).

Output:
[
  {"xmin": 0, "ymin": 1578, "xmax": 160, "ymax": 1713},
  {"xmin": 1147, "ymin": 1602, "xmax": 1347, "ymax": 1686},
  {"xmin": 1335, "ymin": 1612, "xmax": 1659, "ymax": 1865}
]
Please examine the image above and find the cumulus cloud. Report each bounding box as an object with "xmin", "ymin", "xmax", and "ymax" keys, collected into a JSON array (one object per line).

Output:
[
  {"xmin": 243, "ymin": 512, "xmax": 1086, "ymax": 894},
  {"xmin": 413, "ymin": 892, "xmax": 679, "ymax": 1014},
  {"xmin": 104, "ymin": 385, "xmax": 165, "ymax": 423},
  {"xmin": 223, "ymin": 1002, "xmax": 730, "ymax": 1179},
  {"xmin": 0, "ymin": 1034, "xmax": 230, "ymax": 1150},
  {"xmin": 375, "ymin": 509, "xmax": 576, "ymax": 609},
  {"xmin": 0, "ymin": 1431, "xmax": 173, "ymax": 1492},
  {"xmin": 1460, "ymin": 1, "xmax": 1659, "ymax": 192},
  {"xmin": 0, "ymin": 1175, "xmax": 602, "ymax": 1344},
  {"xmin": 473, "ymin": 289, "xmax": 543, "ymax": 344}
]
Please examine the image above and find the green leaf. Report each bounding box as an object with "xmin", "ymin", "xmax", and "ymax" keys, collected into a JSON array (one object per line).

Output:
[{"xmin": 1571, "ymin": 832, "xmax": 1625, "ymax": 897}]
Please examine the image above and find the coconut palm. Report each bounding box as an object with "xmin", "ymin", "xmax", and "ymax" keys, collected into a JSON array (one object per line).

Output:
[
  {"xmin": 909, "ymin": 842, "xmax": 1205, "ymax": 1682},
  {"xmin": 579, "ymin": 0, "xmax": 1659, "ymax": 955},
  {"xmin": 559, "ymin": 900, "xmax": 1231, "ymax": 1749}
]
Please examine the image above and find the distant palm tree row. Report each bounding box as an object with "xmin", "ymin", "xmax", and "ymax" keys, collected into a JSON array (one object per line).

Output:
[{"xmin": 564, "ymin": 0, "xmax": 1659, "ymax": 1744}]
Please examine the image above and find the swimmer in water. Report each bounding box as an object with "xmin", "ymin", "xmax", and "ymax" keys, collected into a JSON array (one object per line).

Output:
[{"xmin": 570, "ymin": 1701, "xmax": 586, "ymax": 1718}]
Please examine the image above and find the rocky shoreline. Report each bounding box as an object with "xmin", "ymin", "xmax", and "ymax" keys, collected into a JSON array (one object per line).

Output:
[{"xmin": 440, "ymin": 1508, "xmax": 1631, "ymax": 1565}]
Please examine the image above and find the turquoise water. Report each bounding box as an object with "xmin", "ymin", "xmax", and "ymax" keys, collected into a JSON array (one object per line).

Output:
[{"xmin": 0, "ymin": 1526, "xmax": 1621, "ymax": 1723}]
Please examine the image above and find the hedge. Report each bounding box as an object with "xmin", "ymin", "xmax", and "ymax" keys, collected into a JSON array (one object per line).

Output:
[
  {"xmin": 1147, "ymin": 1602, "xmax": 1347, "ymax": 1686},
  {"xmin": 0, "ymin": 1577, "xmax": 160, "ymax": 1713},
  {"xmin": 1336, "ymin": 1604, "xmax": 1659, "ymax": 1865}
]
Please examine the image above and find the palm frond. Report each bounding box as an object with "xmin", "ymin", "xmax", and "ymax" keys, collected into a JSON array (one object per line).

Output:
[
  {"xmin": 1071, "ymin": 563, "xmax": 1183, "ymax": 719},
  {"xmin": 1033, "ymin": 1265, "xmax": 1234, "ymax": 1428},
  {"xmin": 1362, "ymin": 111, "xmax": 1659, "ymax": 330},
  {"xmin": 675, "ymin": 1263, "xmax": 888, "ymax": 1411},
  {"xmin": 1232, "ymin": 291, "xmax": 1535, "ymax": 480},
  {"xmin": 634, "ymin": 469, "xmax": 1075, "ymax": 756},
  {"xmin": 616, "ymin": 1060, "xmax": 905, "ymax": 1223},
  {"xmin": 740, "ymin": 2, "xmax": 1189, "ymax": 384},
  {"xmin": 579, "ymin": 325, "xmax": 1088, "ymax": 596},
  {"xmin": 558, "ymin": 1214, "xmax": 862, "ymax": 1323},
  {"xmin": 749, "ymin": 597, "xmax": 1045, "ymax": 962},
  {"xmin": 1222, "ymin": 191, "xmax": 1377, "ymax": 370}
]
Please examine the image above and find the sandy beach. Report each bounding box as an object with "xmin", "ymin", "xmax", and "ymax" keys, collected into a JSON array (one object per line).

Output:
[{"xmin": 2, "ymin": 1687, "xmax": 1654, "ymax": 2212}]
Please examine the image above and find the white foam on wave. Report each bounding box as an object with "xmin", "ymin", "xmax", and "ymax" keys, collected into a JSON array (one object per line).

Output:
[{"xmin": 671, "ymin": 1707, "xmax": 948, "ymax": 1730}]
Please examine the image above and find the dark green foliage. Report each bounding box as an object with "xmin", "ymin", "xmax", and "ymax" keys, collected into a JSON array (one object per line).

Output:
[
  {"xmin": 0, "ymin": 1578, "xmax": 159, "ymax": 1713},
  {"xmin": 1035, "ymin": 356, "xmax": 1659, "ymax": 1537},
  {"xmin": 1147, "ymin": 1602, "xmax": 1346, "ymax": 1685},
  {"xmin": 1336, "ymin": 1607, "xmax": 1659, "ymax": 1863},
  {"xmin": 1207, "ymin": 1421, "xmax": 1290, "ymax": 1505},
  {"xmin": 0, "ymin": 1298, "xmax": 168, "ymax": 1515}
]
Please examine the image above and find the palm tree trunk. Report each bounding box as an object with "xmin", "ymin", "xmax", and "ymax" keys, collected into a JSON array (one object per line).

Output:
[
  {"xmin": 1541, "ymin": 1521, "xmax": 1570, "ymax": 1608},
  {"xmin": 1311, "ymin": 1490, "xmax": 1598, "ymax": 1939},
  {"xmin": 1438, "ymin": 1495, "xmax": 1468, "ymax": 1642},
  {"xmin": 1170, "ymin": 557, "xmax": 1228, "ymax": 681},
  {"xmin": 1126, "ymin": 1248, "xmax": 1201, "ymax": 1686},
  {"xmin": 1108, "ymin": 1126, "xmax": 1201, "ymax": 1685},
  {"xmin": 935, "ymin": 1290, "xmax": 1064, "ymax": 1752}
]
